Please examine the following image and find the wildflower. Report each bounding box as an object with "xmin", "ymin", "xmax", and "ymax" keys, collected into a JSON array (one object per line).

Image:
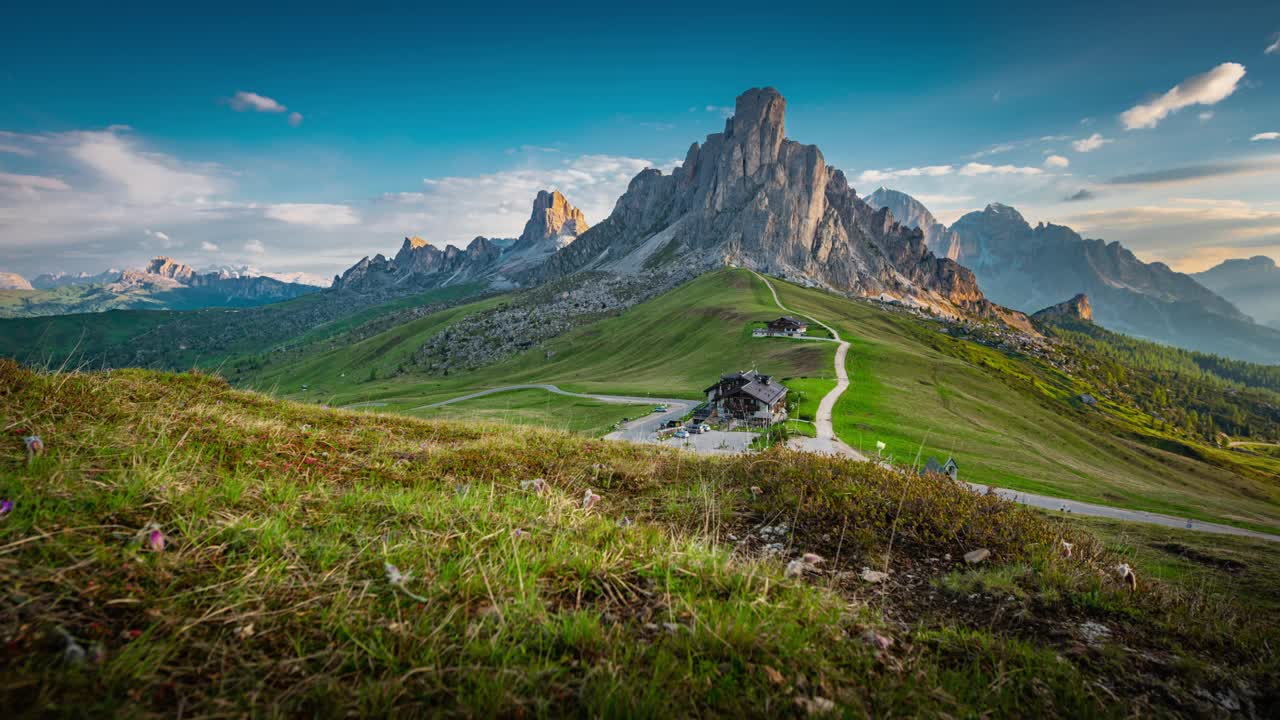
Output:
[
  {"xmin": 1061, "ymin": 540, "xmax": 1074, "ymax": 559},
  {"xmin": 520, "ymin": 478, "xmax": 549, "ymax": 494},
  {"xmin": 384, "ymin": 562, "xmax": 429, "ymax": 603},
  {"xmin": 0, "ymin": 499, "xmax": 12, "ymax": 518},
  {"xmin": 875, "ymin": 440, "xmax": 886, "ymax": 455},
  {"xmin": 582, "ymin": 488, "xmax": 601, "ymax": 511},
  {"xmin": 513, "ymin": 528, "xmax": 523, "ymax": 538},
  {"xmin": 1116, "ymin": 563, "xmax": 1138, "ymax": 592},
  {"xmin": 146, "ymin": 528, "xmax": 166, "ymax": 552},
  {"xmin": 618, "ymin": 515, "xmax": 634, "ymax": 529},
  {"xmin": 749, "ymin": 485, "xmax": 764, "ymax": 498},
  {"xmin": 23, "ymin": 435, "xmax": 44, "ymax": 458}
]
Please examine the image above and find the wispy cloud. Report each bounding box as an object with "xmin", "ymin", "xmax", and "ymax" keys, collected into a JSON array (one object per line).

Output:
[
  {"xmin": 1107, "ymin": 157, "xmax": 1280, "ymax": 185},
  {"xmin": 201, "ymin": 241, "xmax": 219, "ymax": 252},
  {"xmin": 244, "ymin": 239, "xmax": 266, "ymax": 253},
  {"xmin": 1063, "ymin": 188, "xmax": 1094, "ymax": 202},
  {"xmin": 0, "ymin": 144, "xmax": 34, "ymax": 157},
  {"xmin": 1120, "ymin": 62, "xmax": 1246, "ymax": 129},
  {"xmin": 1267, "ymin": 33, "xmax": 1280, "ymax": 55},
  {"xmin": 1044, "ymin": 155, "xmax": 1070, "ymax": 169},
  {"xmin": 0, "ymin": 172, "xmax": 69, "ymax": 191},
  {"xmin": 958, "ymin": 162, "xmax": 1043, "ymax": 176},
  {"xmin": 705, "ymin": 105, "xmax": 733, "ymax": 118},
  {"xmin": 228, "ymin": 91, "xmax": 303, "ymax": 127},
  {"xmin": 1252, "ymin": 132, "xmax": 1280, "ymax": 142},
  {"xmin": 855, "ymin": 165, "xmax": 953, "ymax": 185},
  {"xmin": 143, "ymin": 228, "xmax": 180, "ymax": 249},
  {"xmin": 229, "ymin": 91, "xmax": 287, "ymax": 113},
  {"xmin": 1072, "ymin": 133, "xmax": 1111, "ymax": 152},
  {"xmin": 264, "ymin": 203, "xmax": 359, "ymax": 227}
]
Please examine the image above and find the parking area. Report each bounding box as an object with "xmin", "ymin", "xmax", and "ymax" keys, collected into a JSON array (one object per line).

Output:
[{"xmin": 655, "ymin": 429, "xmax": 757, "ymax": 454}]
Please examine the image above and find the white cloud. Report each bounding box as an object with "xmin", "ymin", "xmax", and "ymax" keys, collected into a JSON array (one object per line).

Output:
[
  {"xmin": 1120, "ymin": 62, "xmax": 1247, "ymax": 130},
  {"xmin": 1199, "ymin": 111, "xmax": 1215, "ymax": 122},
  {"xmin": 264, "ymin": 203, "xmax": 360, "ymax": 227},
  {"xmin": 288, "ymin": 112, "xmax": 303, "ymax": 127},
  {"xmin": 1044, "ymin": 155, "xmax": 1070, "ymax": 169},
  {"xmin": 244, "ymin": 239, "xmax": 266, "ymax": 254},
  {"xmin": 1252, "ymin": 132, "xmax": 1280, "ymax": 142},
  {"xmin": 855, "ymin": 165, "xmax": 953, "ymax": 185},
  {"xmin": 70, "ymin": 131, "xmax": 224, "ymax": 203},
  {"xmin": 143, "ymin": 228, "xmax": 180, "ymax": 249},
  {"xmin": 0, "ymin": 144, "xmax": 34, "ymax": 157},
  {"xmin": 201, "ymin": 241, "xmax": 220, "ymax": 252},
  {"xmin": 0, "ymin": 172, "xmax": 70, "ymax": 190},
  {"xmin": 957, "ymin": 162, "xmax": 1043, "ymax": 176},
  {"xmin": 229, "ymin": 91, "xmax": 287, "ymax": 113},
  {"xmin": 1072, "ymin": 133, "xmax": 1112, "ymax": 153},
  {"xmin": 1267, "ymin": 34, "xmax": 1280, "ymax": 55},
  {"xmin": 705, "ymin": 105, "xmax": 733, "ymax": 118}
]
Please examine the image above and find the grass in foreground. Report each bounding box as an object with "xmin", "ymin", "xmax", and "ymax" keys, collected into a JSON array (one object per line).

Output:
[{"xmin": 3, "ymin": 360, "xmax": 1275, "ymax": 717}]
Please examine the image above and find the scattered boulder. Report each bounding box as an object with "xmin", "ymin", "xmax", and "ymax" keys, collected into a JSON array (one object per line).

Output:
[
  {"xmin": 859, "ymin": 568, "xmax": 889, "ymax": 584},
  {"xmin": 963, "ymin": 548, "xmax": 991, "ymax": 565}
]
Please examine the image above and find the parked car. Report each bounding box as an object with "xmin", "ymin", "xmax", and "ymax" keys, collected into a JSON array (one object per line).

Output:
[
  {"xmin": 662, "ymin": 419, "xmax": 684, "ymax": 429},
  {"xmin": 674, "ymin": 429, "xmax": 689, "ymax": 439},
  {"xmin": 653, "ymin": 404, "xmax": 668, "ymax": 413},
  {"xmin": 696, "ymin": 424, "xmax": 711, "ymax": 434}
]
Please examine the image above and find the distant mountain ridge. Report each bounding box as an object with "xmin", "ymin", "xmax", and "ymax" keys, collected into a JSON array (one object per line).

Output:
[
  {"xmin": 332, "ymin": 190, "xmax": 590, "ymax": 292},
  {"xmin": 1193, "ymin": 256, "xmax": 1280, "ymax": 330},
  {"xmin": 865, "ymin": 190, "xmax": 1280, "ymax": 364},
  {"xmin": 0, "ymin": 256, "xmax": 318, "ymax": 318}
]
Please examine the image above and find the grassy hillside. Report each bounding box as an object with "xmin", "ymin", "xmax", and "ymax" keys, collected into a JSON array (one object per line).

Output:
[
  {"xmin": 242, "ymin": 271, "xmax": 838, "ymax": 408},
  {"xmin": 2, "ymin": 360, "xmax": 1276, "ymax": 716},
  {"xmin": 767, "ymin": 276, "xmax": 1280, "ymax": 532},
  {"xmin": 242, "ymin": 269, "xmax": 1280, "ymax": 533}
]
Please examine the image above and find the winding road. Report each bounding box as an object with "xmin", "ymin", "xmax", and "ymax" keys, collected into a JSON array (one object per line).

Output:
[{"xmin": 749, "ymin": 271, "xmax": 864, "ymax": 460}]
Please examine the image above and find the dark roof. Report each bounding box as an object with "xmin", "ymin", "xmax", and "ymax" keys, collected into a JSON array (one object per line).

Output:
[
  {"xmin": 768, "ymin": 316, "xmax": 807, "ymax": 328},
  {"xmin": 705, "ymin": 370, "xmax": 788, "ymax": 405}
]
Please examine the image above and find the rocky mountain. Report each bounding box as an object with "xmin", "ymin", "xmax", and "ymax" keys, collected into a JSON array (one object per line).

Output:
[
  {"xmin": 32, "ymin": 269, "xmax": 121, "ymax": 289},
  {"xmin": 0, "ymin": 272, "xmax": 33, "ymax": 291},
  {"xmin": 1192, "ymin": 256, "xmax": 1280, "ymax": 330},
  {"xmin": 865, "ymin": 192, "xmax": 1280, "ymax": 363},
  {"xmin": 333, "ymin": 190, "xmax": 590, "ymax": 292},
  {"xmin": 1032, "ymin": 294, "xmax": 1092, "ymax": 323},
  {"xmin": 530, "ymin": 88, "xmax": 1000, "ymax": 319},
  {"xmin": 0, "ymin": 257, "xmax": 318, "ymax": 318},
  {"xmin": 201, "ymin": 264, "xmax": 329, "ymax": 287},
  {"xmin": 865, "ymin": 187, "xmax": 960, "ymax": 260}
]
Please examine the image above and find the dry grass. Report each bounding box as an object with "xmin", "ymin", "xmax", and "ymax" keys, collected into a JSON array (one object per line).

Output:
[{"xmin": 1, "ymin": 360, "xmax": 1275, "ymax": 717}]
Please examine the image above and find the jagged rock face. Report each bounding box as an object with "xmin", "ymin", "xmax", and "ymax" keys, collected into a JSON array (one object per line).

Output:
[
  {"xmin": 1032, "ymin": 294, "xmax": 1092, "ymax": 323},
  {"xmin": 865, "ymin": 187, "xmax": 961, "ymax": 261},
  {"xmin": 511, "ymin": 190, "xmax": 588, "ymax": 252},
  {"xmin": 533, "ymin": 87, "xmax": 986, "ymax": 313},
  {"xmin": 947, "ymin": 204, "xmax": 1245, "ymax": 321},
  {"xmin": 144, "ymin": 257, "xmax": 196, "ymax": 282},
  {"xmin": 333, "ymin": 190, "xmax": 588, "ymax": 292},
  {"xmin": 0, "ymin": 272, "xmax": 33, "ymax": 291},
  {"xmin": 871, "ymin": 192, "xmax": 1280, "ymax": 362},
  {"xmin": 1193, "ymin": 256, "xmax": 1280, "ymax": 329}
]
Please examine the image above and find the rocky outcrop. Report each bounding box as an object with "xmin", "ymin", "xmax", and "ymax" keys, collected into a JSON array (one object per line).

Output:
[
  {"xmin": 32, "ymin": 269, "xmax": 122, "ymax": 289},
  {"xmin": 143, "ymin": 257, "xmax": 196, "ymax": 283},
  {"xmin": 1193, "ymin": 256, "xmax": 1280, "ymax": 329},
  {"xmin": 530, "ymin": 88, "xmax": 989, "ymax": 316},
  {"xmin": 1032, "ymin": 294, "xmax": 1092, "ymax": 323},
  {"xmin": 510, "ymin": 190, "xmax": 588, "ymax": 253},
  {"xmin": 0, "ymin": 272, "xmax": 33, "ymax": 291}
]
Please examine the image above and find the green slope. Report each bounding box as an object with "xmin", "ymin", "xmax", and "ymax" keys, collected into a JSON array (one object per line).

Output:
[{"xmin": 253, "ymin": 269, "xmax": 1279, "ymax": 532}]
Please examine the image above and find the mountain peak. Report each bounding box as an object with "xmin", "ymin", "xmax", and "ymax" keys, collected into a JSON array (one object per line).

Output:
[{"xmin": 512, "ymin": 189, "xmax": 588, "ymax": 252}]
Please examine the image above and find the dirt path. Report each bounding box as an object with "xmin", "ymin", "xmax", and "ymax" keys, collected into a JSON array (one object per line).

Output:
[{"xmin": 749, "ymin": 271, "xmax": 865, "ymax": 460}]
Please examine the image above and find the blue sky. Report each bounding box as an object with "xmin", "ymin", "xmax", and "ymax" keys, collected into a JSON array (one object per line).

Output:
[{"xmin": 2, "ymin": 1, "xmax": 1279, "ymax": 281}]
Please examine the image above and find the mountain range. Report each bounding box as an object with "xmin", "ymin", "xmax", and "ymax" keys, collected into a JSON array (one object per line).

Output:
[
  {"xmin": 333, "ymin": 88, "xmax": 1022, "ymax": 329},
  {"xmin": 0, "ymin": 257, "xmax": 319, "ymax": 318},
  {"xmin": 1192, "ymin": 256, "xmax": 1280, "ymax": 330},
  {"xmin": 866, "ymin": 188, "xmax": 1280, "ymax": 364}
]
